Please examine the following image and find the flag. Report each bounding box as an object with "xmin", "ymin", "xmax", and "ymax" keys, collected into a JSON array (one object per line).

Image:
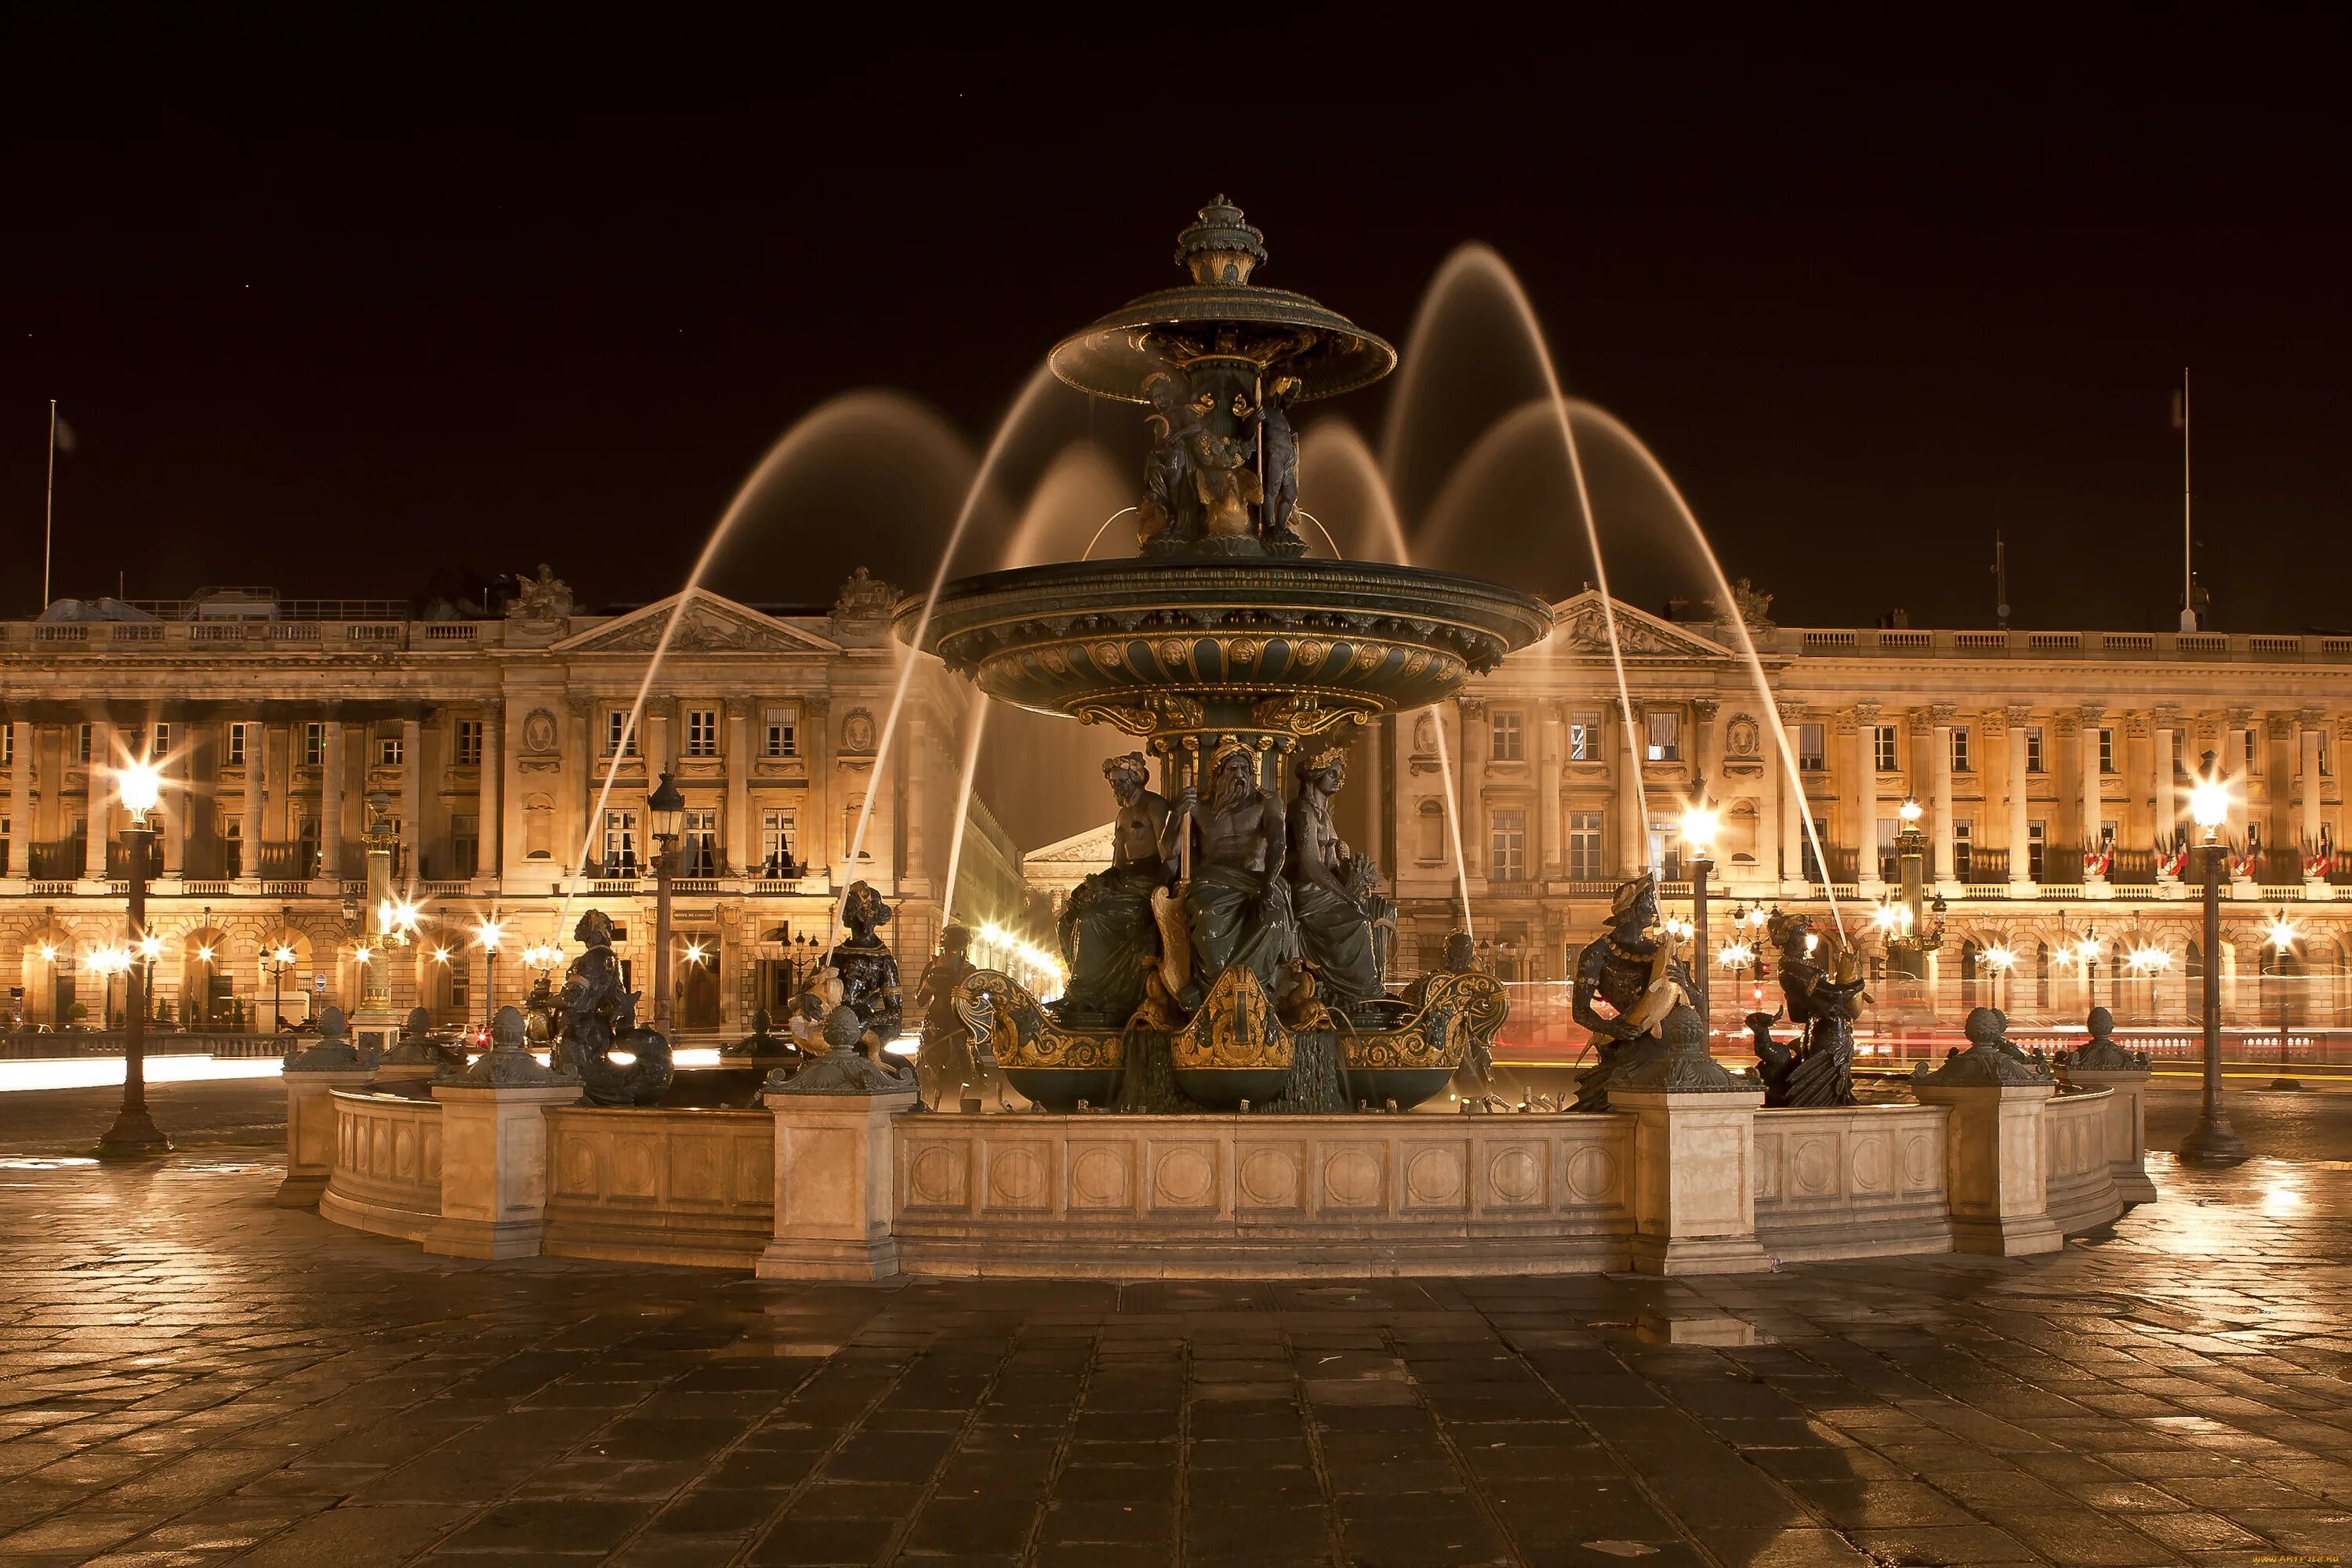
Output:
[
  {"xmin": 2169, "ymin": 390, "xmax": 2184, "ymax": 431},
  {"xmin": 53, "ymin": 414, "xmax": 75, "ymax": 453}
]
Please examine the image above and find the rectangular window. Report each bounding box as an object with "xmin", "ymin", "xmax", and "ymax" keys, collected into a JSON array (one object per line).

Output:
[
  {"xmin": 684, "ymin": 808, "xmax": 719, "ymax": 875},
  {"xmin": 1568, "ymin": 711, "xmax": 1601, "ymax": 762},
  {"xmin": 1645, "ymin": 710, "xmax": 1681, "ymax": 763},
  {"xmin": 1876, "ymin": 817, "xmax": 1900, "ymax": 882},
  {"xmin": 376, "ymin": 735, "xmax": 404, "ymax": 767},
  {"xmin": 455, "ymin": 719, "xmax": 483, "ymax": 767},
  {"xmin": 1798, "ymin": 723, "xmax": 1826, "ymax": 771},
  {"xmin": 2099, "ymin": 819, "xmax": 2118, "ymax": 848},
  {"xmin": 1567, "ymin": 810, "xmax": 1603, "ymax": 880},
  {"xmin": 452, "ymin": 815, "xmax": 479, "ymax": 879},
  {"xmin": 1953, "ymin": 821, "xmax": 1974, "ymax": 880},
  {"xmin": 605, "ymin": 710, "xmax": 639, "ymax": 757},
  {"xmin": 223, "ymin": 816, "xmax": 241, "ymax": 880},
  {"xmin": 447, "ymin": 960, "xmax": 469, "ymax": 1013},
  {"xmin": 2027, "ymin": 821, "xmax": 2047, "ymax": 880},
  {"xmin": 1874, "ymin": 724, "xmax": 1898, "ymax": 774},
  {"xmin": 1489, "ymin": 710, "xmax": 1524, "ymax": 763},
  {"xmin": 2097, "ymin": 727, "xmax": 2115, "ymax": 775},
  {"xmin": 764, "ymin": 704, "xmax": 800, "ymax": 758},
  {"xmin": 151, "ymin": 722, "xmax": 172, "ymax": 758},
  {"xmin": 302, "ymin": 724, "xmax": 324, "ymax": 768},
  {"xmin": 2, "ymin": 728, "xmax": 11, "ymax": 766},
  {"xmin": 1489, "ymin": 810, "xmax": 1526, "ymax": 880},
  {"xmin": 1800, "ymin": 818, "xmax": 1828, "ymax": 882},
  {"xmin": 2166, "ymin": 728, "xmax": 2190, "ymax": 778},
  {"xmin": 602, "ymin": 810, "xmax": 639, "ymax": 873},
  {"xmin": 1648, "ymin": 818, "xmax": 1683, "ymax": 883},
  {"xmin": 760, "ymin": 809, "xmax": 799, "ymax": 873},
  {"xmin": 0, "ymin": 812, "xmax": 9, "ymax": 877},
  {"xmin": 2241, "ymin": 728, "xmax": 2261, "ymax": 775},
  {"xmin": 80, "ymin": 723, "xmax": 96, "ymax": 764},
  {"xmin": 684, "ymin": 709, "xmax": 719, "ymax": 758},
  {"xmin": 1951, "ymin": 726, "xmax": 1972, "ymax": 773},
  {"xmin": 2024, "ymin": 726, "xmax": 2045, "ymax": 774},
  {"xmin": 2321, "ymin": 731, "xmax": 2333, "ymax": 778}
]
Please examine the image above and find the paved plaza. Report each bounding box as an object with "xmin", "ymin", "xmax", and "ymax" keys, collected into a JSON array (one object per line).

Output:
[{"xmin": 2, "ymin": 1083, "xmax": 2349, "ymax": 1567}]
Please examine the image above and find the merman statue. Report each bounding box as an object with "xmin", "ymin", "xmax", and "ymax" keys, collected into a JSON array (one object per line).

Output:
[
  {"xmin": 1054, "ymin": 753, "xmax": 1180, "ymax": 1027},
  {"xmin": 1174, "ymin": 739, "xmax": 1298, "ymax": 1008},
  {"xmin": 1286, "ymin": 745, "xmax": 1384, "ymax": 1006},
  {"xmin": 1757, "ymin": 913, "xmax": 1864, "ymax": 1107},
  {"xmin": 1569, "ymin": 872, "xmax": 1692, "ymax": 1111}
]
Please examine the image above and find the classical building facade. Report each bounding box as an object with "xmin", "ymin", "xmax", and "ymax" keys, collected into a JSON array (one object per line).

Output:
[
  {"xmin": 10, "ymin": 569, "xmax": 2348, "ymax": 1038},
  {"xmin": 1374, "ymin": 590, "xmax": 2351, "ymax": 1028},
  {"xmin": 0, "ymin": 572, "xmax": 1018, "ymax": 1035}
]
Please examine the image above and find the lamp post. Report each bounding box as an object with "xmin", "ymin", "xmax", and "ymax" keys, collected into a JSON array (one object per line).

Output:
[
  {"xmin": 648, "ymin": 771, "xmax": 685, "ymax": 1033},
  {"xmin": 265, "ymin": 942, "xmax": 297, "ymax": 1032},
  {"xmin": 1679, "ymin": 792, "xmax": 1719, "ymax": 1023},
  {"xmin": 474, "ymin": 919, "xmax": 505, "ymax": 1022},
  {"xmin": 2264, "ymin": 912, "xmax": 2301, "ymax": 1091},
  {"xmin": 99, "ymin": 759, "xmax": 169, "ymax": 1156},
  {"xmin": 2179, "ymin": 755, "xmax": 2250, "ymax": 1165}
]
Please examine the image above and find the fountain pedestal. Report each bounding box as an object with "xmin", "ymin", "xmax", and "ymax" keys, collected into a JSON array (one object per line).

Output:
[
  {"xmin": 2054, "ymin": 1063, "xmax": 2158, "ymax": 1204},
  {"xmin": 757, "ymin": 1082, "xmax": 920, "ymax": 1280},
  {"xmin": 1611, "ymin": 1084, "xmax": 1772, "ymax": 1275},
  {"xmin": 423, "ymin": 1083, "xmax": 581, "ymax": 1259}
]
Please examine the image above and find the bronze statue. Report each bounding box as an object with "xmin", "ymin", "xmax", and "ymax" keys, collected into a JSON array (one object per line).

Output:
[
  {"xmin": 913, "ymin": 922, "xmax": 981, "ymax": 1097},
  {"xmin": 1138, "ymin": 369, "xmax": 1203, "ymax": 548},
  {"xmin": 1755, "ymin": 913, "xmax": 1862, "ymax": 1106},
  {"xmin": 1189, "ymin": 423, "xmax": 1263, "ymax": 545},
  {"xmin": 1176, "ymin": 739, "xmax": 1297, "ymax": 1007},
  {"xmin": 1258, "ymin": 374, "xmax": 1303, "ymax": 551},
  {"xmin": 552, "ymin": 909, "xmax": 673, "ymax": 1107},
  {"xmin": 1569, "ymin": 873, "xmax": 1690, "ymax": 1110},
  {"xmin": 735, "ymin": 1007, "xmax": 798, "ymax": 1062},
  {"xmin": 826, "ymin": 882, "xmax": 902, "ymax": 1048},
  {"xmin": 1054, "ymin": 754, "xmax": 1181, "ymax": 1027},
  {"xmin": 2056, "ymin": 1006, "xmax": 2147, "ymax": 1071},
  {"xmin": 1286, "ymin": 746, "xmax": 1382, "ymax": 1004}
]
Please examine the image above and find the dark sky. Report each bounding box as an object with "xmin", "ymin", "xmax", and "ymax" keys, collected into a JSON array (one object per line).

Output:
[{"xmin": 6, "ymin": 7, "xmax": 2350, "ymax": 631}]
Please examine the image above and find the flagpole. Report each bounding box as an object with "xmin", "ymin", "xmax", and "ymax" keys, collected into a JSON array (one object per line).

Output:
[
  {"xmin": 2179, "ymin": 368, "xmax": 2193, "ymax": 632},
  {"xmin": 43, "ymin": 399, "xmax": 57, "ymax": 613}
]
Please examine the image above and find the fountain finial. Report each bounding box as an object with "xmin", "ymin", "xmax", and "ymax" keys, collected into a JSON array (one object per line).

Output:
[{"xmin": 1175, "ymin": 196, "xmax": 1267, "ymax": 285}]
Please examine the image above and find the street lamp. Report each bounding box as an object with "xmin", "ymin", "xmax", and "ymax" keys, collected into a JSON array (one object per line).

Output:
[
  {"xmin": 1679, "ymin": 790, "xmax": 1719, "ymax": 1021},
  {"xmin": 265, "ymin": 942, "xmax": 299, "ymax": 1033},
  {"xmin": 648, "ymin": 771, "xmax": 686, "ymax": 1033},
  {"xmin": 357, "ymin": 790, "xmax": 397, "ymax": 1030},
  {"xmin": 1885, "ymin": 798, "xmax": 1943, "ymax": 985},
  {"xmin": 98, "ymin": 758, "xmax": 170, "ymax": 1156},
  {"xmin": 474, "ymin": 919, "xmax": 505, "ymax": 1019},
  {"xmin": 2179, "ymin": 754, "xmax": 2249, "ymax": 1165}
]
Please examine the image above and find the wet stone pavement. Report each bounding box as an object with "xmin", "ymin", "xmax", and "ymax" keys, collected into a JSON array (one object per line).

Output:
[{"xmin": 1, "ymin": 1109, "xmax": 2350, "ymax": 1565}]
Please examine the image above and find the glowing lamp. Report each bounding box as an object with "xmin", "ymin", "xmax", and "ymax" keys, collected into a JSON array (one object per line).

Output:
[
  {"xmin": 2189, "ymin": 775, "xmax": 2229, "ymax": 834},
  {"xmin": 38, "ymin": 942, "xmax": 58, "ymax": 964},
  {"xmin": 684, "ymin": 942, "xmax": 707, "ymax": 966},
  {"xmin": 474, "ymin": 920, "xmax": 504, "ymax": 953},
  {"xmin": 431, "ymin": 946, "xmax": 452, "ymax": 964},
  {"xmin": 2265, "ymin": 913, "xmax": 2299, "ymax": 953},
  {"xmin": 1679, "ymin": 801, "xmax": 1719, "ymax": 857},
  {"xmin": 1897, "ymin": 797, "xmax": 1924, "ymax": 826},
  {"xmin": 114, "ymin": 760, "xmax": 163, "ymax": 825},
  {"xmin": 1983, "ymin": 945, "xmax": 2016, "ymax": 971},
  {"xmin": 136, "ymin": 935, "xmax": 162, "ymax": 961},
  {"xmin": 647, "ymin": 771, "xmax": 686, "ymax": 844}
]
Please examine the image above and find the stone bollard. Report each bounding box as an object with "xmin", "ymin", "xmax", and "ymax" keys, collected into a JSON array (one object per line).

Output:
[
  {"xmin": 2054, "ymin": 1010, "xmax": 2157, "ymax": 1205},
  {"xmin": 1609, "ymin": 1005, "xmax": 1772, "ymax": 1276},
  {"xmin": 1911, "ymin": 1007, "xmax": 2063, "ymax": 1256},
  {"xmin": 423, "ymin": 1005, "xmax": 581, "ymax": 1259},
  {"xmin": 275, "ymin": 1005, "xmax": 376, "ymax": 1207},
  {"xmin": 757, "ymin": 1005, "xmax": 920, "ymax": 1281}
]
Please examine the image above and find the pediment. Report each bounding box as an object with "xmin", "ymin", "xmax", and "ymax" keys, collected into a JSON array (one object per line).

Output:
[
  {"xmin": 553, "ymin": 589, "xmax": 840, "ymax": 655},
  {"xmin": 1025, "ymin": 821, "xmax": 1117, "ymax": 865},
  {"xmin": 1549, "ymin": 591, "xmax": 1732, "ymax": 661}
]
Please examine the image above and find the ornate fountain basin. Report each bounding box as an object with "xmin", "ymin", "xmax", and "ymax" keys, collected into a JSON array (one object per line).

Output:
[{"xmin": 899, "ymin": 558, "xmax": 1554, "ymax": 739}]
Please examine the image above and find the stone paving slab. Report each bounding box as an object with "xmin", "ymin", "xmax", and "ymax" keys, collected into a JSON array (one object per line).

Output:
[{"xmin": 2, "ymin": 1097, "xmax": 2350, "ymax": 1564}]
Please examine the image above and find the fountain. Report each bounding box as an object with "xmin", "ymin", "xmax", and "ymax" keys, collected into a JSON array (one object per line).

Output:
[{"xmin": 899, "ymin": 199, "xmax": 1541, "ymax": 1114}]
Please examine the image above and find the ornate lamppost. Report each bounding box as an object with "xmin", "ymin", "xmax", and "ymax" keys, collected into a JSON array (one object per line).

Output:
[
  {"xmin": 98, "ymin": 759, "xmax": 169, "ymax": 1156},
  {"xmin": 2179, "ymin": 754, "xmax": 2250, "ymax": 1165},
  {"xmin": 2262, "ymin": 911, "xmax": 2302, "ymax": 1092},
  {"xmin": 1679, "ymin": 792, "xmax": 1719, "ymax": 1023},
  {"xmin": 1879, "ymin": 798, "xmax": 1946, "ymax": 985},
  {"xmin": 263, "ymin": 942, "xmax": 299, "ymax": 1032},
  {"xmin": 474, "ymin": 918, "xmax": 506, "ymax": 1021},
  {"xmin": 648, "ymin": 771, "xmax": 686, "ymax": 1033}
]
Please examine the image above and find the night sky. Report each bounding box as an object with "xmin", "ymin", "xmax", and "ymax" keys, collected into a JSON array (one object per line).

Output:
[{"xmin": 6, "ymin": 9, "xmax": 2350, "ymax": 632}]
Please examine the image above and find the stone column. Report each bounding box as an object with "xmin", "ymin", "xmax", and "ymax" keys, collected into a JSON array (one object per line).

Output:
[
  {"xmin": 1777, "ymin": 703, "xmax": 1807, "ymax": 891},
  {"xmin": 2079, "ymin": 706, "xmax": 2106, "ymax": 865},
  {"xmin": 399, "ymin": 717, "xmax": 422, "ymax": 881},
  {"xmin": 1754, "ymin": 714, "xmax": 1781, "ymax": 896},
  {"xmin": 806, "ymin": 699, "xmax": 833, "ymax": 885},
  {"xmin": 1926, "ymin": 704, "xmax": 1956, "ymax": 887},
  {"xmin": 1537, "ymin": 701, "xmax": 1564, "ymax": 878},
  {"xmin": 1610, "ymin": 1078, "xmax": 1770, "ymax": 1275},
  {"xmin": 84, "ymin": 718, "xmax": 113, "ymax": 880},
  {"xmin": 2300, "ymin": 710, "xmax": 2325, "ymax": 865},
  {"xmin": 644, "ymin": 706, "xmax": 672, "ymax": 782},
  {"xmin": 900, "ymin": 711, "xmax": 930, "ymax": 895},
  {"xmin": 758, "ymin": 1073, "xmax": 920, "ymax": 1280},
  {"xmin": 1456, "ymin": 697, "xmax": 1486, "ymax": 886},
  {"xmin": 565, "ymin": 701, "xmax": 593, "ymax": 874},
  {"xmin": 2004, "ymin": 706, "xmax": 2034, "ymax": 895},
  {"xmin": 1613, "ymin": 703, "xmax": 1645, "ymax": 879},
  {"xmin": 318, "ymin": 720, "xmax": 346, "ymax": 883},
  {"xmin": 726, "ymin": 706, "xmax": 751, "ymax": 877},
  {"xmin": 1850, "ymin": 705, "xmax": 1883, "ymax": 894},
  {"xmin": 5, "ymin": 721, "xmax": 31, "ymax": 886},
  {"xmin": 477, "ymin": 709, "xmax": 501, "ymax": 886}
]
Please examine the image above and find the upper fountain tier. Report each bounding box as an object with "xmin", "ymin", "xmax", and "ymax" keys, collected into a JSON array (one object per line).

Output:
[
  {"xmin": 1048, "ymin": 196, "xmax": 1398, "ymax": 407},
  {"xmin": 897, "ymin": 199, "xmax": 1550, "ymax": 751}
]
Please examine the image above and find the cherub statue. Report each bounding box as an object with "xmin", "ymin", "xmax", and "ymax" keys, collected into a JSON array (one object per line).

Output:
[{"xmin": 1258, "ymin": 375, "xmax": 1304, "ymax": 550}]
